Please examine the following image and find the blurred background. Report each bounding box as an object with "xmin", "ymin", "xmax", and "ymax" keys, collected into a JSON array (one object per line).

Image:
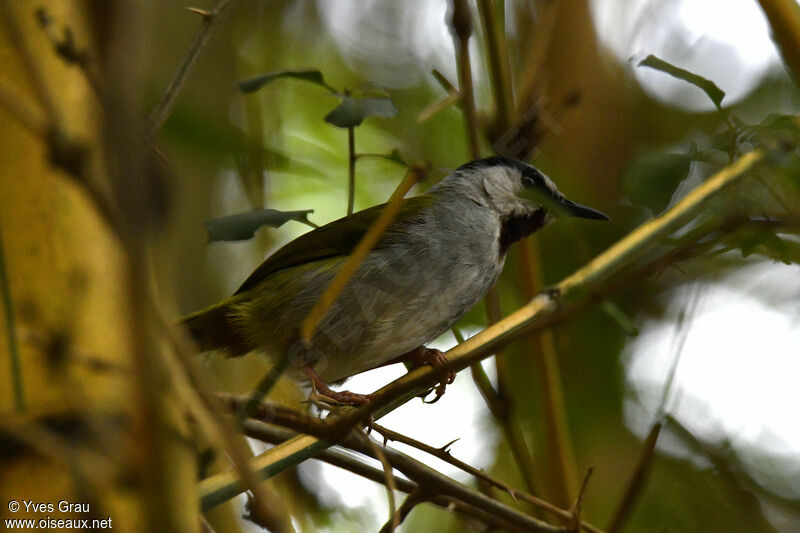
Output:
[{"xmin": 2, "ymin": 0, "xmax": 800, "ymax": 532}]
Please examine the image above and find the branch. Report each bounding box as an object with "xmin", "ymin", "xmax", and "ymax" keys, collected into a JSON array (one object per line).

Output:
[
  {"xmin": 233, "ymin": 422, "xmax": 548, "ymax": 532},
  {"xmin": 237, "ymin": 418, "xmax": 568, "ymax": 533},
  {"xmin": 450, "ymin": 0, "xmax": 480, "ymax": 158},
  {"xmin": 145, "ymin": 0, "xmax": 243, "ymax": 138},
  {"xmin": 372, "ymin": 423, "xmax": 605, "ymax": 533},
  {"xmin": 347, "ymin": 125, "xmax": 356, "ymax": 215},
  {"xmin": 605, "ymin": 422, "xmax": 662, "ymax": 533}
]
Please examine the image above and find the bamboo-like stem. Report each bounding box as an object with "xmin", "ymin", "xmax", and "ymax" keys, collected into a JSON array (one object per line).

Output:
[
  {"xmin": 145, "ymin": 0, "xmax": 243, "ymax": 138},
  {"xmin": 472, "ymin": 0, "xmax": 546, "ymax": 498},
  {"xmin": 197, "ymin": 149, "xmax": 767, "ymax": 508},
  {"xmin": 0, "ymin": 78, "xmax": 48, "ymax": 136},
  {"xmin": 336, "ymin": 149, "xmax": 767, "ymax": 428},
  {"xmin": 757, "ymin": 0, "xmax": 800, "ymax": 84},
  {"xmin": 157, "ymin": 316, "xmax": 284, "ymax": 525},
  {"xmin": 523, "ymin": 240, "xmax": 579, "ymax": 507},
  {"xmin": 478, "ymin": 0, "xmax": 514, "ymax": 128},
  {"xmin": 0, "ymin": 0, "xmax": 59, "ymax": 126},
  {"xmin": 347, "ymin": 125, "xmax": 356, "ymax": 215},
  {"xmin": 451, "ymin": 0, "xmax": 481, "ymax": 158}
]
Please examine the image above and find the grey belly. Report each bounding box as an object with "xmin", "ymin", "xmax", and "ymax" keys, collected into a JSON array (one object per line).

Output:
[{"xmin": 236, "ymin": 242, "xmax": 501, "ymax": 383}]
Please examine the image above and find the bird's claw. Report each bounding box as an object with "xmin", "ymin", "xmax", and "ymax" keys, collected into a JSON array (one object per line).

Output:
[{"xmin": 411, "ymin": 348, "xmax": 455, "ymax": 403}]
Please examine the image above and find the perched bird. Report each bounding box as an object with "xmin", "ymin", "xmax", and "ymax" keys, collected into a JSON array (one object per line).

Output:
[{"xmin": 183, "ymin": 157, "xmax": 608, "ymax": 404}]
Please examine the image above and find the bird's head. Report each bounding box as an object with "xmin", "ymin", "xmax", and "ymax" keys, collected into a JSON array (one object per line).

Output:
[{"xmin": 433, "ymin": 157, "xmax": 608, "ymax": 252}]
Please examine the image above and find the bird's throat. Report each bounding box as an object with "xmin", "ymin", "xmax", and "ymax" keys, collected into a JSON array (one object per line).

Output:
[{"xmin": 499, "ymin": 209, "xmax": 546, "ymax": 255}]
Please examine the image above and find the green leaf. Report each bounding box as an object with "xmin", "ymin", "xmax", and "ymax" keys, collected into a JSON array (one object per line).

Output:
[
  {"xmin": 205, "ymin": 209, "xmax": 314, "ymax": 242},
  {"xmin": 238, "ymin": 69, "xmax": 335, "ymax": 94},
  {"xmin": 638, "ymin": 55, "xmax": 726, "ymax": 110},
  {"xmin": 600, "ymin": 300, "xmax": 639, "ymax": 337},
  {"xmin": 621, "ymin": 152, "xmax": 693, "ymax": 214},
  {"xmin": 735, "ymin": 227, "xmax": 797, "ymax": 265},
  {"xmin": 324, "ymin": 96, "xmax": 398, "ymax": 128}
]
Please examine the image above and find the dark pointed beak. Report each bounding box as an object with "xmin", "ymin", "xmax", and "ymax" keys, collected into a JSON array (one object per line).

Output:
[{"xmin": 559, "ymin": 198, "xmax": 609, "ymax": 221}]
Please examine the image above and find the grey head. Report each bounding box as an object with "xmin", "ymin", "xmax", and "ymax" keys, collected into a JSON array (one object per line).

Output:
[{"xmin": 431, "ymin": 157, "xmax": 609, "ymax": 253}]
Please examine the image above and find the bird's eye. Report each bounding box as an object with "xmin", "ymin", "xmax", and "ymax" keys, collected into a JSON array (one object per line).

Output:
[{"xmin": 521, "ymin": 175, "xmax": 536, "ymax": 188}]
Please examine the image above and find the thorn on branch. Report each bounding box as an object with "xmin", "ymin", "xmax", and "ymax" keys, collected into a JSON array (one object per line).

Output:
[{"xmin": 186, "ymin": 6, "xmax": 214, "ymax": 19}]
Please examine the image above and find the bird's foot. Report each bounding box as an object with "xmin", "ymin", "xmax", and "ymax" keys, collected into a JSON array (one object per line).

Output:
[
  {"xmin": 401, "ymin": 347, "xmax": 456, "ymax": 404},
  {"xmin": 303, "ymin": 364, "xmax": 374, "ymax": 406}
]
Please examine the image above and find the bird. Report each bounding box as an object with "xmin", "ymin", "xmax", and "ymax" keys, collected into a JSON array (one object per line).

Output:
[{"xmin": 182, "ymin": 157, "xmax": 608, "ymax": 405}]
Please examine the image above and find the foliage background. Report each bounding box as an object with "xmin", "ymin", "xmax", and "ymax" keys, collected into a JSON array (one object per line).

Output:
[{"xmin": 1, "ymin": 1, "xmax": 800, "ymax": 532}]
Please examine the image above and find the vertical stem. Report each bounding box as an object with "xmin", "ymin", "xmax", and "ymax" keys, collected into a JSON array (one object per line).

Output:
[
  {"xmin": 520, "ymin": 239, "xmax": 579, "ymax": 507},
  {"xmin": 477, "ymin": 0, "xmax": 514, "ymax": 128},
  {"xmin": 451, "ymin": 0, "xmax": 480, "ymax": 159},
  {"xmin": 756, "ymin": 0, "xmax": 800, "ymax": 85},
  {"xmin": 451, "ymin": 0, "xmax": 542, "ymax": 496},
  {"xmin": 347, "ymin": 125, "xmax": 356, "ymax": 215},
  {"xmin": 606, "ymin": 422, "xmax": 662, "ymax": 533},
  {"xmin": 0, "ymin": 217, "xmax": 24, "ymax": 411}
]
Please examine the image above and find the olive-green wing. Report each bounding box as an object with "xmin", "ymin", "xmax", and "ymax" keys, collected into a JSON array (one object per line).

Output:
[{"xmin": 234, "ymin": 195, "xmax": 435, "ymax": 294}]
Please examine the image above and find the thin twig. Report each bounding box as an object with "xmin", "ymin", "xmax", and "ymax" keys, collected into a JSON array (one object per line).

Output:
[
  {"xmin": 239, "ymin": 418, "xmax": 567, "ymax": 533},
  {"xmin": 372, "ymin": 423, "xmax": 605, "ymax": 533},
  {"xmin": 477, "ymin": 0, "xmax": 513, "ymax": 128},
  {"xmin": 347, "ymin": 125, "xmax": 356, "ymax": 215},
  {"xmin": 145, "ymin": 0, "xmax": 243, "ymax": 138},
  {"xmin": 605, "ymin": 422, "xmax": 662, "ymax": 533},
  {"xmin": 236, "ymin": 422, "xmax": 545, "ymax": 532},
  {"xmin": 365, "ymin": 430, "xmax": 399, "ymax": 532},
  {"xmin": 570, "ymin": 468, "xmax": 594, "ymax": 532},
  {"xmin": 450, "ymin": 0, "xmax": 481, "ymax": 158},
  {"xmin": 156, "ymin": 316, "xmax": 283, "ymax": 527},
  {"xmin": 379, "ymin": 490, "xmax": 428, "ymax": 533}
]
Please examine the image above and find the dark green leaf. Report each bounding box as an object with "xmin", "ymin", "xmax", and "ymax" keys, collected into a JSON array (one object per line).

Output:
[
  {"xmin": 324, "ymin": 96, "xmax": 398, "ymax": 128},
  {"xmin": 238, "ymin": 69, "xmax": 335, "ymax": 94},
  {"xmin": 735, "ymin": 227, "xmax": 797, "ymax": 265},
  {"xmin": 205, "ymin": 209, "xmax": 314, "ymax": 242},
  {"xmin": 621, "ymin": 152, "xmax": 693, "ymax": 214},
  {"xmin": 638, "ymin": 55, "xmax": 726, "ymax": 110}
]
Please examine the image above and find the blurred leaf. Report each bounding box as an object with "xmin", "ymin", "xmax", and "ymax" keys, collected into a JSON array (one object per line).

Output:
[
  {"xmin": 600, "ymin": 300, "xmax": 639, "ymax": 336},
  {"xmin": 205, "ymin": 209, "xmax": 314, "ymax": 242},
  {"xmin": 622, "ymin": 152, "xmax": 693, "ymax": 214},
  {"xmin": 735, "ymin": 227, "xmax": 797, "ymax": 265},
  {"xmin": 324, "ymin": 96, "xmax": 398, "ymax": 128},
  {"xmin": 350, "ymin": 82, "xmax": 391, "ymax": 99},
  {"xmin": 638, "ymin": 55, "xmax": 725, "ymax": 110},
  {"xmin": 238, "ymin": 69, "xmax": 335, "ymax": 94}
]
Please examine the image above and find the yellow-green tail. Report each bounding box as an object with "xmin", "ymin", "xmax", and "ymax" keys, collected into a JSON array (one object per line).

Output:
[{"xmin": 181, "ymin": 298, "xmax": 251, "ymax": 356}]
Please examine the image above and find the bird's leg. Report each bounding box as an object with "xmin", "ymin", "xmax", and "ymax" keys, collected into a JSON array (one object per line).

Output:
[
  {"xmin": 302, "ymin": 364, "xmax": 374, "ymax": 406},
  {"xmin": 393, "ymin": 346, "xmax": 456, "ymax": 403}
]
